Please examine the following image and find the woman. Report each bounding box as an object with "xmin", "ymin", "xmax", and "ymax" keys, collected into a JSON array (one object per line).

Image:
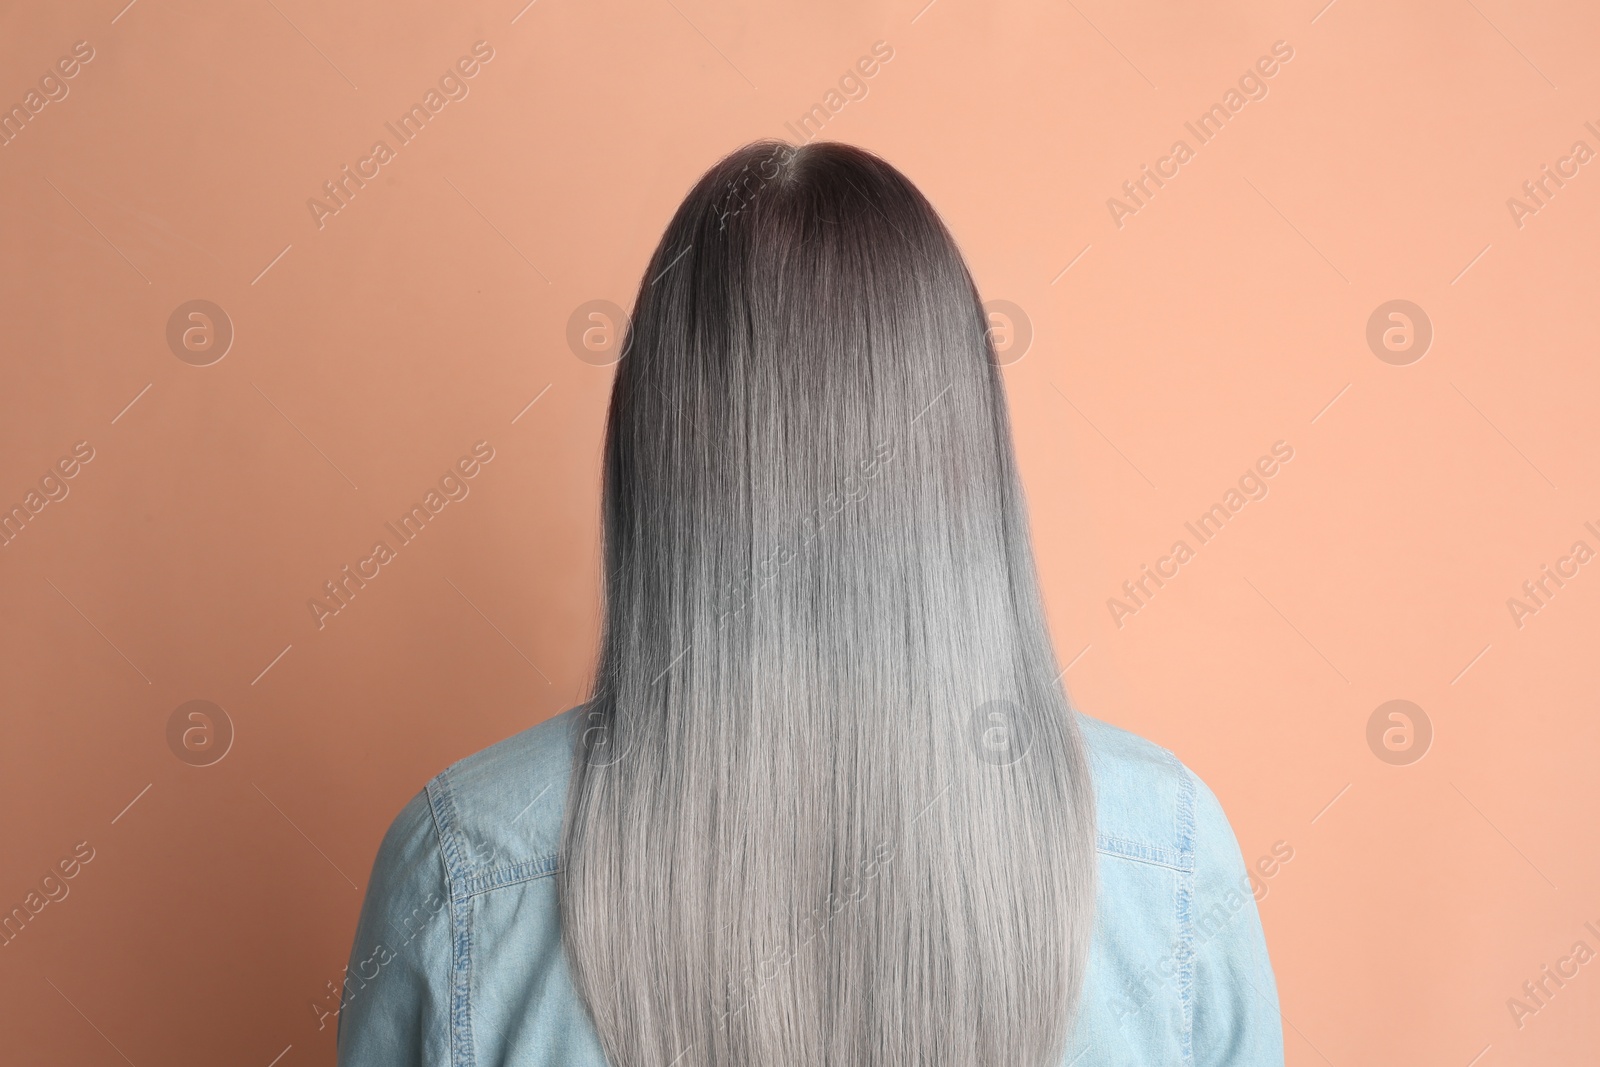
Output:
[{"xmin": 336, "ymin": 140, "xmax": 1284, "ymax": 1066}]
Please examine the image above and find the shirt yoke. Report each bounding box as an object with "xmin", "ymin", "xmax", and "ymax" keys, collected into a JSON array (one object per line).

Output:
[{"xmin": 419, "ymin": 705, "xmax": 1201, "ymax": 901}]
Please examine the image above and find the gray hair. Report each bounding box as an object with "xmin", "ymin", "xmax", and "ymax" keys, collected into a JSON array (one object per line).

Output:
[{"xmin": 559, "ymin": 140, "xmax": 1097, "ymax": 1066}]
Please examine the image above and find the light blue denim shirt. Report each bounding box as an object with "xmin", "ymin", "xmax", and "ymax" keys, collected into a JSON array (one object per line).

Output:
[{"xmin": 336, "ymin": 707, "xmax": 1284, "ymax": 1066}]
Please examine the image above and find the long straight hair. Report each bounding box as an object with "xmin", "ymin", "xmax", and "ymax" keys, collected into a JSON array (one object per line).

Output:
[{"xmin": 559, "ymin": 140, "xmax": 1097, "ymax": 1067}]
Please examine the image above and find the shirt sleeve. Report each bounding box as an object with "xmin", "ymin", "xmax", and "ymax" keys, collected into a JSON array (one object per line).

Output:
[
  {"xmin": 1188, "ymin": 772, "xmax": 1287, "ymax": 1067},
  {"xmin": 336, "ymin": 787, "xmax": 456, "ymax": 1067}
]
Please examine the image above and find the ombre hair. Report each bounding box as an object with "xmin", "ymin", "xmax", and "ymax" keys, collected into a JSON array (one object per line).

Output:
[{"xmin": 559, "ymin": 140, "xmax": 1097, "ymax": 1066}]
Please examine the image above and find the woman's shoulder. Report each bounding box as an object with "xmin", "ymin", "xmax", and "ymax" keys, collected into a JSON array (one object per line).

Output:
[
  {"xmin": 1076, "ymin": 710, "xmax": 1230, "ymax": 874},
  {"xmin": 411, "ymin": 705, "xmax": 586, "ymax": 888},
  {"xmin": 354, "ymin": 707, "xmax": 584, "ymax": 915},
  {"xmin": 1069, "ymin": 713, "xmax": 1285, "ymax": 1065},
  {"xmin": 339, "ymin": 708, "xmax": 596, "ymax": 1064}
]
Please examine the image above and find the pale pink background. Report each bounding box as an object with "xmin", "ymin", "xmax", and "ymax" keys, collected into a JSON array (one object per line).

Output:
[{"xmin": 1, "ymin": 0, "xmax": 1597, "ymax": 1063}]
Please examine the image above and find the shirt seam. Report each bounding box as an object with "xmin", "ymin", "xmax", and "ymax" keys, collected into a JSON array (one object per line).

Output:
[
  {"xmin": 1169, "ymin": 753, "xmax": 1197, "ymax": 1067},
  {"xmin": 440, "ymin": 833, "xmax": 1195, "ymax": 888},
  {"xmin": 459, "ymin": 853, "xmax": 562, "ymax": 896},
  {"xmin": 1095, "ymin": 832, "xmax": 1193, "ymax": 872},
  {"xmin": 426, "ymin": 770, "xmax": 477, "ymax": 1067},
  {"xmin": 454, "ymin": 846, "xmax": 1197, "ymax": 893}
]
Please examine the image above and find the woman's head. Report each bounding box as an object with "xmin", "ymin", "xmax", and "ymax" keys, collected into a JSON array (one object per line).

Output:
[
  {"xmin": 601, "ymin": 140, "xmax": 1031, "ymax": 680},
  {"xmin": 562, "ymin": 140, "xmax": 1097, "ymax": 1066}
]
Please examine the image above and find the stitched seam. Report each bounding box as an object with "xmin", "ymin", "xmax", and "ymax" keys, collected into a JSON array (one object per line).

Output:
[
  {"xmin": 1171, "ymin": 755, "xmax": 1197, "ymax": 1067},
  {"xmin": 427, "ymin": 771, "xmax": 477, "ymax": 1067},
  {"xmin": 459, "ymin": 853, "xmax": 561, "ymax": 896},
  {"xmin": 1095, "ymin": 832, "xmax": 1192, "ymax": 872},
  {"xmin": 419, "ymin": 783, "xmax": 457, "ymax": 1066},
  {"xmin": 1095, "ymin": 846, "xmax": 1189, "ymax": 873}
]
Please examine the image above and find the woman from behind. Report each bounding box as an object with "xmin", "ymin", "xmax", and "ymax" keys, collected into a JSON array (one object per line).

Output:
[{"xmin": 337, "ymin": 139, "xmax": 1284, "ymax": 1067}]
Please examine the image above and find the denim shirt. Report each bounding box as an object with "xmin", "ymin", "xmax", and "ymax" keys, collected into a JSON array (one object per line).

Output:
[{"xmin": 336, "ymin": 707, "xmax": 1285, "ymax": 1066}]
